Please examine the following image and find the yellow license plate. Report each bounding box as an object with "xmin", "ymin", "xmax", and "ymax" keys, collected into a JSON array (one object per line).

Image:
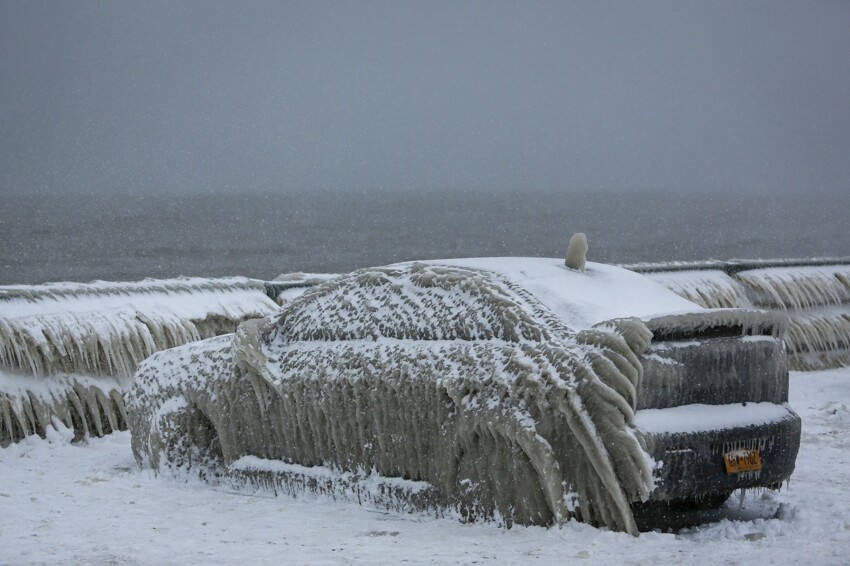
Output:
[{"xmin": 724, "ymin": 449, "xmax": 762, "ymax": 474}]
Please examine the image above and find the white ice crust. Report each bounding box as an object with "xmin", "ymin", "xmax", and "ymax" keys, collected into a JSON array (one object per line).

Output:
[
  {"xmin": 635, "ymin": 403, "xmax": 796, "ymax": 435},
  {"xmin": 414, "ymin": 258, "xmax": 703, "ymax": 329}
]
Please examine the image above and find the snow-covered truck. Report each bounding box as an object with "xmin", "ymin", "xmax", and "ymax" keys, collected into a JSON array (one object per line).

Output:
[{"xmin": 127, "ymin": 258, "xmax": 801, "ymax": 534}]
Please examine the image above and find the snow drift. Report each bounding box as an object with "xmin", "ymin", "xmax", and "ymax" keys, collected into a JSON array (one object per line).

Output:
[
  {"xmin": 127, "ymin": 262, "xmax": 659, "ymax": 534},
  {"xmin": 0, "ymin": 277, "xmax": 278, "ymax": 445}
]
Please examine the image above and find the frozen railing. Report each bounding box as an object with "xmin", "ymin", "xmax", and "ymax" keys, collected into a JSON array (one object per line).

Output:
[
  {"xmin": 0, "ymin": 277, "xmax": 280, "ymax": 445},
  {"xmin": 625, "ymin": 258, "xmax": 850, "ymax": 371}
]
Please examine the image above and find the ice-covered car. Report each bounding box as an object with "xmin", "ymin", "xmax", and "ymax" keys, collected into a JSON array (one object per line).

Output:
[{"xmin": 126, "ymin": 258, "xmax": 801, "ymax": 535}]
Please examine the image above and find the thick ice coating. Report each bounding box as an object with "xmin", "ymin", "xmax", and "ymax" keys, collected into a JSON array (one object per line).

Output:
[
  {"xmin": 0, "ymin": 277, "xmax": 278, "ymax": 444},
  {"xmin": 635, "ymin": 263, "xmax": 850, "ymax": 371},
  {"xmin": 0, "ymin": 370, "xmax": 125, "ymax": 445},
  {"xmin": 736, "ymin": 266, "xmax": 850, "ymax": 370},
  {"xmin": 0, "ymin": 277, "xmax": 278, "ymax": 378},
  {"xmin": 127, "ymin": 262, "xmax": 657, "ymax": 534},
  {"xmin": 644, "ymin": 270, "xmax": 751, "ymax": 309}
]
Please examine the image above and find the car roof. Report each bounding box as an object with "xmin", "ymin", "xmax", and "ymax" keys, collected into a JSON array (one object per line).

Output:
[{"xmin": 406, "ymin": 257, "xmax": 703, "ymax": 329}]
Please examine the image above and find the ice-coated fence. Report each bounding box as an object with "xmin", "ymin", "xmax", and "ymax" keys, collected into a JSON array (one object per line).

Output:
[
  {"xmin": 625, "ymin": 258, "xmax": 850, "ymax": 371},
  {"xmin": 0, "ymin": 277, "xmax": 279, "ymax": 445}
]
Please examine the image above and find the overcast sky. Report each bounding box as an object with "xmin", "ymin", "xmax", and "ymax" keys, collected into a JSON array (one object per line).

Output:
[{"xmin": 2, "ymin": 1, "xmax": 848, "ymax": 195}]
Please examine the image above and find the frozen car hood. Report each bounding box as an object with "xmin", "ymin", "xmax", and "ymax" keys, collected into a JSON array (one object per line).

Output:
[{"xmin": 409, "ymin": 257, "xmax": 703, "ymax": 329}]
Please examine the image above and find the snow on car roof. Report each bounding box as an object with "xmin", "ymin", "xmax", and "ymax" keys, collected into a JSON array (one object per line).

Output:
[{"xmin": 414, "ymin": 257, "xmax": 703, "ymax": 329}]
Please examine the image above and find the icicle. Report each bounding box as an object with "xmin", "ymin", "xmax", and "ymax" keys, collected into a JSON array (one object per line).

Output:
[
  {"xmin": 1, "ymin": 396, "xmax": 15, "ymax": 442},
  {"xmin": 730, "ymin": 265, "xmax": 850, "ymax": 371},
  {"xmin": 27, "ymin": 392, "xmax": 52, "ymax": 435},
  {"xmin": 0, "ymin": 277, "xmax": 278, "ymax": 379},
  {"xmin": 629, "ymin": 262, "xmax": 850, "ymax": 371},
  {"xmin": 738, "ymin": 488, "xmax": 747, "ymax": 510},
  {"xmin": 783, "ymin": 306, "xmax": 850, "ymax": 370},
  {"xmin": 645, "ymin": 270, "xmax": 750, "ymax": 309},
  {"xmin": 0, "ymin": 277, "xmax": 279, "ymax": 443},
  {"xmin": 0, "ymin": 371, "xmax": 125, "ymax": 446},
  {"xmin": 735, "ymin": 265, "xmax": 850, "ymax": 310}
]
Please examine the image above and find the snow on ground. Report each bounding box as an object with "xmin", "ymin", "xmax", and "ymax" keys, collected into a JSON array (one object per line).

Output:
[{"xmin": 2, "ymin": 370, "xmax": 850, "ymax": 565}]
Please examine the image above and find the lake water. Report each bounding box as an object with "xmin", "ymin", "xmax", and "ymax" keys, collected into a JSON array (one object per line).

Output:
[{"xmin": 1, "ymin": 188, "xmax": 848, "ymax": 285}]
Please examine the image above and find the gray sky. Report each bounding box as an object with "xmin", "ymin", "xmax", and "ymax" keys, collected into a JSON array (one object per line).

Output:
[{"xmin": 2, "ymin": 1, "xmax": 848, "ymax": 195}]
